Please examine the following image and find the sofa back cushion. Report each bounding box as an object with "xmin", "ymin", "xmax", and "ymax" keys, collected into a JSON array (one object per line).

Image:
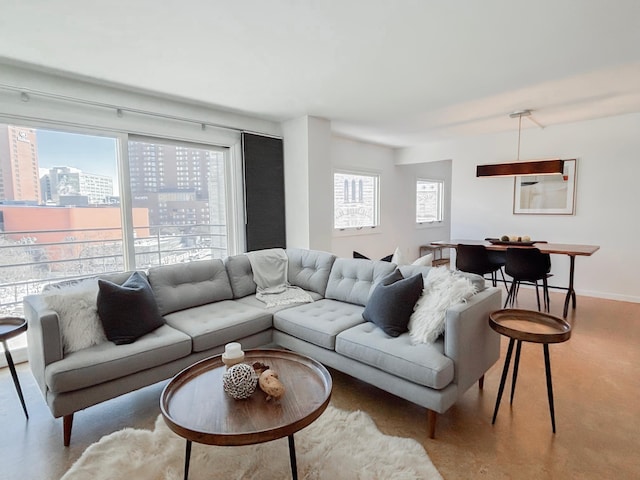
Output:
[
  {"xmin": 399, "ymin": 264, "xmax": 486, "ymax": 292},
  {"xmin": 224, "ymin": 254, "xmax": 257, "ymax": 299},
  {"xmin": 148, "ymin": 259, "xmax": 233, "ymax": 316},
  {"xmin": 286, "ymin": 248, "xmax": 336, "ymax": 296},
  {"xmin": 325, "ymin": 258, "xmax": 396, "ymax": 306}
]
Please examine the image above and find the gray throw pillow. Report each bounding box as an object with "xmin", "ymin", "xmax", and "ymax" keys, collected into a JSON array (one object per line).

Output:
[
  {"xmin": 362, "ymin": 269, "xmax": 423, "ymax": 337},
  {"xmin": 97, "ymin": 271, "xmax": 164, "ymax": 345}
]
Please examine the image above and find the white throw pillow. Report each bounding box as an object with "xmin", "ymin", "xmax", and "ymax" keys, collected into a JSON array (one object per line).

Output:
[
  {"xmin": 408, "ymin": 267, "xmax": 477, "ymax": 344},
  {"xmin": 411, "ymin": 253, "xmax": 433, "ymax": 267},
  {"xmin": 44, "ymin": 279, "xmax": 107, "ymax": 354},
  {"xmin": 392, "ymin": 248, "xmax": 433, "ymax": 267},
  {"xmin": 391, "ymin": 247, "xmax": 406, "ymax": 265}
]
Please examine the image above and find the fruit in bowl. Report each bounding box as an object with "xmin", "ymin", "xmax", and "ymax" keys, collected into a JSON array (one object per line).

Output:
[{"xmin": 499, "ymin": 235, "xmax": 531, "ymax": 243}]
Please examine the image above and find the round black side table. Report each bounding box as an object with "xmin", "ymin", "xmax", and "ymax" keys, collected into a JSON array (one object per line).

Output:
[
  {"xmin": 489, "ymin": 309, "xmax": 571, "ymax": 433},
  {"xmin": 0, "ymin": 317, "xmax": 29, "ymax": 419}
]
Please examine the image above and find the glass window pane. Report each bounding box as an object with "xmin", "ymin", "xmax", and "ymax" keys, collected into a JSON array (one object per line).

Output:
[
  {"xmin": 334, "ymin": 171, "xmax": 379, "ymax": 229},
  {"xmin": 416, "ymin": 179, "xmax": 443, "ymax": 223},
  {"xmin": 128, "ymin": 138, "xmax": 228, "ymax": 268},
  {"xmin": 0, "ymin": 124, "xmax": 121, "ymax": 315}
]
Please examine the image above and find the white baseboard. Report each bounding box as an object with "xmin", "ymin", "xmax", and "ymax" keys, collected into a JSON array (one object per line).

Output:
[
  {"xmin": 575, "ymin": 290, "xmax": 640, "ymax": 304},
  {"xmin": 0, "ymin": 345, "xmax": 28, "ymax": 368}
]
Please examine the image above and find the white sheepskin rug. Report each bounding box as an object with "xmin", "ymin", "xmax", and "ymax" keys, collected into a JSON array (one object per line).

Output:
[
  {"xmin": 409, "ymin": 267, "xmax": 478, "ymax": 344},
  {"xmin": 61, "ymin": 405, "xmax": 442, "ymax": 480}
]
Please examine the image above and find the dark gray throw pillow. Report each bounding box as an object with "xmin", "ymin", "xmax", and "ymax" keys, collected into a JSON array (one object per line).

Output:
[
  {"xmin": 97, "ymin": 271, "xmax": 164, "ymax": 345},
  {"xmin": 353, "ymin": 251, "xmax": 394, "ymax": 262},
  {"xmin": 362, "ymin": 269, "xmax": 423, "ymax": 337}
]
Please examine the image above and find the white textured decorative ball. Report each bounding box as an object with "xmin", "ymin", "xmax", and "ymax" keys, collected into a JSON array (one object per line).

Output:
[{"xmin": 222, "ymin": 363, "xmax": 258, "ymax": 399}]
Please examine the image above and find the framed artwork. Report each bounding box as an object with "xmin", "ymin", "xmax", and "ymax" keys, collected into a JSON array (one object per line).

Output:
[{"xmin": 513, "ymin": 159, "xmax": 577, "ymax": 215}]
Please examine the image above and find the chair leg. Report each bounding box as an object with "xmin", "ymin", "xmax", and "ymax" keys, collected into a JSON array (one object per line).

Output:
[
  {"xmin": 543, "ymin": 278, "xmax": 550, "ymax": 312},
  {"xmin": 63, "ymin": 414, "xmax": 74, "ymax": 446},
  {"xmin": 498, "ymin": 267, "xmax": 509, "ymax": 293},
  {"xmin": 504, "ymin": 280, "xmax": 517, "ymax": 308},
  {"xmin": 427, "ymin": 409, "xmax": 437, "ymax": 439},
  {"xmin": 535, "ymin": 281, "xmax": 541, "ymax": 311}
]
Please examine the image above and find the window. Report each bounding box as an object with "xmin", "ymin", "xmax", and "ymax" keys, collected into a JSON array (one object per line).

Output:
[
  {"xmin": 416, "ymin": 179, "xmax": 444, "ymax": 224},
  {"xmin": 0, "ymin": 123, "xmax": 235, "ymax": 316},
  {"xmin": 128, "ymin": 137, "xmax": 229, "ymax": 268},
  {"xmin": 0, "ymin": 125, "xmax": 124, "ymax": 317},
  {"xmin": 333, "ymin": 170, "xmax": 379, "ymax": 229}
]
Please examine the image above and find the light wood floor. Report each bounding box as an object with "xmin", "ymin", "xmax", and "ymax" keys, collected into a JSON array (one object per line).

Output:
[{"xmin": 1, "ymin": 289, "xmax": 639, "ymax": 479}]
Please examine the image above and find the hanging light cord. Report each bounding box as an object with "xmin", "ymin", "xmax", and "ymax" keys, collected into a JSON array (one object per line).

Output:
[{"xmin": 516, "ymin": 114, "xmax": 522, "ymax": 161}]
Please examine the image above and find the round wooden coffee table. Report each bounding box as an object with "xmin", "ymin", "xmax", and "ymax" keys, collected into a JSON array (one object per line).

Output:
[
  {"xmin": 489, "ymin": 309, "xmax": 571, "ymax": 433},
  {"xmin": 161, "ymin": 349, "xmax": 332, "ymax": 480}
]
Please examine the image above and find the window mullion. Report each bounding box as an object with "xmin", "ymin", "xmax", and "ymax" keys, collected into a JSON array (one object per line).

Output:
[{"xmin": 117, "ymin": 133, "xmax": 136, "ymax": 270}]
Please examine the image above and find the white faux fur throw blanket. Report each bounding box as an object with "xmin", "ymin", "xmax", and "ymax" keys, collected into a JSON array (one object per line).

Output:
[
  {"xmin": 246, "ymin": 248, "xmax": 313, "ymax": 308},
  {"xmin": 408, "ymin": 267, "xmax": 478, "ymax": 344}
]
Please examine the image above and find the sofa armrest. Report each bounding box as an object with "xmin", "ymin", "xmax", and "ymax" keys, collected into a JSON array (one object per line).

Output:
[
  {"xmin": 443, "ymin": 287, "xmax": 501, "ymax": 394},
  {"xmin": 24, "ymin": 294, "xmax": 64, "ymax": 396}
]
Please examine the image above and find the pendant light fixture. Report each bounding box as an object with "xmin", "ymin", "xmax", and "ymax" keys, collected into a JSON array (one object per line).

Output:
[{"xmin": 476, "ymin": 110, "xmax": 564, "ymax": 177}]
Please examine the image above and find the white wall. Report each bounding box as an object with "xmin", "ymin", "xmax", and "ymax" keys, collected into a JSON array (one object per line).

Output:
[
  {"xmin": 330, "ymin": 136, "xmax": 452, "ymax": 261},
  {"xmin": 282, "ymin": 116, "xmax": 311, "ymax": 248},
  {"xmin": 397, "ymin": 113, "xmax": 640, "ymax": 302},
  {"xmin": 282, "ymin": 116, "xmax": 333, "ymax": 252}
]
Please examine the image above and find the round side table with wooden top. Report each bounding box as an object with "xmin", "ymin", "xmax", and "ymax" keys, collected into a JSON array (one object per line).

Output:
[
  {"xmin": 489, "ymin": 309, "xmax": 571, "ymax": 433},
  {"xmin": 0, "ymin": 316, "xmax": 29, "ymax": 419},
  {"xmin": 161, "ymin": 349, "xmax": 332, "ymax": 480}
]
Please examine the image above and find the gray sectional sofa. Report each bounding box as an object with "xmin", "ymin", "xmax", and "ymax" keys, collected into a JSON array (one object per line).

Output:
[{"xmin": 24, "ymin": 248, "xmax": 501, "ymax": 445}]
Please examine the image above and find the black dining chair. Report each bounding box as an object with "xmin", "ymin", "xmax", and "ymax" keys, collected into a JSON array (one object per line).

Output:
[
  {"xmin": 504, "ymin": 247, "xmax": 552, "ymax": 312},
  {"xmin": 456, "ymin": 244, "xmax": 508, "ymax": 291}
]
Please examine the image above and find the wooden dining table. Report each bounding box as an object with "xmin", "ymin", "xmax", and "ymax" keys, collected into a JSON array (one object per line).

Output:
[{"xmin": 431, "ymin": 240, "xmax": 600, "ymax": 317}]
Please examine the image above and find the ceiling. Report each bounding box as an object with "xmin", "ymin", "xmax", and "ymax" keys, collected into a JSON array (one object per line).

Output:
[{"xmin": 1, "ymin": 0, "xmax": 640, "ymax": 147}]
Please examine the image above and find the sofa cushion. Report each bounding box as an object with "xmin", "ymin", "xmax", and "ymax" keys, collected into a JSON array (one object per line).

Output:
[
  {"xmin": 224, "ymin": 254, "xmax": 257, "ymax": 298},
  {"xmin": 97, "ymin": 272, "xmax": 165, "ymax": 345},
  {"xmin": 164, "ymin": 300, "xmax": 272, "ymax": 352},
  {"xmin": 398, "ymin": 264, "xmax": 486, "ymax": 292},
  {"xmin": 362, "ymin": 270, "xmax": 423, "ymax": 337},
  {"xmin": 335, "ymin": 322, "xmax": 454, "ymax": 390},
  {"xmin": 325, "ymin": 258, "xmax": 396, "ymax": 306},
  {"xmin": 286, "ymin": 248, "xmax": 336, "ymax": 296},
  {"xmin": 45, "ymin": 324, "xmax": 192, "ymax": 394},
  {"xmin": 148, "ymin": 259, "xmax": 233, "ymax": 316},
  {"xmin": 274, "ymin": 298, "xmax": 365, "ymax": 350}
]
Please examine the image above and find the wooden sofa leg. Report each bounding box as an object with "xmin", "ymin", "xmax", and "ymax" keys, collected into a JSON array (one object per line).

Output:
[
  {"xmin": 427, "ymin": 409, "xmax": 437, "ymax": 439},
  {"xmin": 63, "ymin": 414, "xmax": 74, "ymax": 446},
  {"xmin": 479, "ymin": 374, "xmax": 485, "ymax": 390}
]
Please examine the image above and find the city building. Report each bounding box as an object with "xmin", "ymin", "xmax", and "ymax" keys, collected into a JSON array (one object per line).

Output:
[
  {"xmin": 0, "ymin": 204, "xmax": 150, "ymax": 266},
  {"xmin": 128, "ymin": 140, "xmax": 225, "ymax": 229},
  {"xmin": 0, "ymin": 124, "xmax": 40, "ymax": 204},
  {"xmin": 40, "ymin": 166, "xmax": 114, "ymax": 205}
]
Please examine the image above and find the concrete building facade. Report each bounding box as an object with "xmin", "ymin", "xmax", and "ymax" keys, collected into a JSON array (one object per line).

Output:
[{"xmin": 0, "ymin": 124, "xmax": 41, "ymax": 203}]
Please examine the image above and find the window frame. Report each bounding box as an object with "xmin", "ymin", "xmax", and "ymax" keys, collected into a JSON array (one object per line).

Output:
[
  {"xmin": 416, "ymin": 177, "xmax": 445, "ymax": 227},
  {"xmin": 332, "ymin": 168, "xmax": 381, "ymax": 235}
]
